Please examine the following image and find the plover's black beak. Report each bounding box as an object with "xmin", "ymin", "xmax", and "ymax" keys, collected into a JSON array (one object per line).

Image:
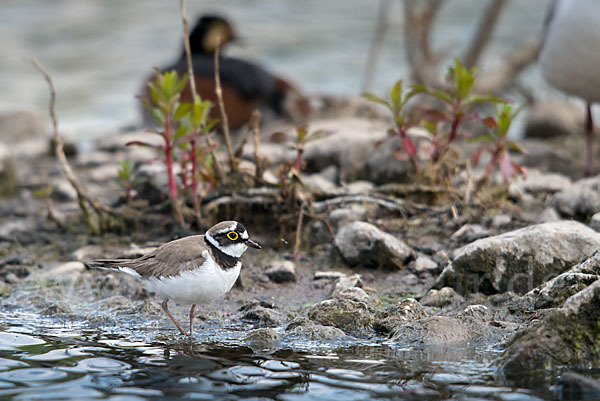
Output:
[{"xmin": 245, "ymin": 238, "xmax": 262, "ymax": 249}]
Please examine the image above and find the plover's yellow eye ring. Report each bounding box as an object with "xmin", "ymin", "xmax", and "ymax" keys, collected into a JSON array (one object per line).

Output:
[{"xmin": 227, "ymin": 231, "xmax": 239, "ymax": 241}]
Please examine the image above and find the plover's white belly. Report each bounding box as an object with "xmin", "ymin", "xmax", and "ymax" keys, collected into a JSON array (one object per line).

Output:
[
  {"xmin": 143, "ymin": 258, "xmax": 241, "ymax": 305},
  {"xmin": 539, "ymin": 0, "xmax": 600, "ymax": 102}
]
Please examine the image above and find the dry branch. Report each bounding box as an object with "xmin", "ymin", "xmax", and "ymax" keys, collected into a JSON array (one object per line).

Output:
[
  {"xmin": 214, "ymin": 45, "xmax": 236, "ymax": 173},
  {"xmin": 462, "ymin": 0, "xmax": 508, "ymax": 69},
  {"xmin": 475, "ymin": 36, "xmax": 542, "ymax": 93},
  {"xmin": 403, "ymin": 0, "xmax": 445, "ymax": 87},
  {"xmin": 249, "ymin": 110, "xmax": 265, "ymax": 182},
  {"xmin": 362, "ymin": 0, "xmax": 392, "ymax": 92},
  {"xmin": 30, "ymin": 58, "xmax": 118, "ymax": 234}
]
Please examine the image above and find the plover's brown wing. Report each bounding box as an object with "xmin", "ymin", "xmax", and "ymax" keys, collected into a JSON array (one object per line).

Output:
[
  {"xmin": 89, "ymin": 235, "xmax": 209, "ymax": 279},
  {"xmin": 122, "ymin": 235, "xmax": 210, "ymax": 279}
]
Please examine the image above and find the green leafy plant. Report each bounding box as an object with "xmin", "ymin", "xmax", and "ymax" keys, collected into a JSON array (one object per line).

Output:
[
  {"xmin": 363, "ymin": 80, "xmax": 419, "ymax": 166},
  {"xmin": 175, "ymin": 97, "xmax": 217, "ymax": 222},
  {"xmin": 272, "ymin": 124, "xmax": 331, "ymax": 176},
  {"xmin": 470, "ymin": 102, "xmax": 527, "ymax": 187},
  {"xmin": 133, "ymin": 69, "xmax": 189, "ymax": 224},
  {"xmin": 131, "ymin": 69, "xmax": 217, "ymax": 225},
  {"xmin": 413, "ymin": 59, "xmax": 499, "ymax": 162},
  {"xmin": 116, "ymin": 160, "xmax": 139, "ymax": 207},
  {"xmin": 271, "ymin": 124, "xmax": 332, "ymax": 259}
]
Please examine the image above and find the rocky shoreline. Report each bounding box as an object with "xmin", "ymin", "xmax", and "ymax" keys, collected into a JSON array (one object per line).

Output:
[{"xmin": 2, "ymin": 101, "xmax": 600, "ymax": 395}]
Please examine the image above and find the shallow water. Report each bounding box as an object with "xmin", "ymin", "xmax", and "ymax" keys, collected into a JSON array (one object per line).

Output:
[{"xmin": 0, "ymin": 309, "xmax": 573, "ymax": 401}]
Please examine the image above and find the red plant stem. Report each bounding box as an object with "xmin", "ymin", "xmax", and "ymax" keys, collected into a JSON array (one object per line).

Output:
[
  {"xmin": 164, "ymin": 118, "xmax": 184, "ymax": 224},
  {"xmin": 190, "ymin": 140, "xmax": 202, "ymax": 222},
  {"xmin": 484, "ymin": 148, "xmax": 501, "ymax": 183},
  {"xmin": 399, "ymin": 127, "xmax": 418, "ymax": 169},
  {"xmin": 448, "ymin": 115, "xmax": 461, "ymax": 143}
]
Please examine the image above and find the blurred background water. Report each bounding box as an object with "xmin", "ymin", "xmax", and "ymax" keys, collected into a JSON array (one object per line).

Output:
[{"xmin": 1, "ymin": 0, "xmax": 551, "ymax": 138}]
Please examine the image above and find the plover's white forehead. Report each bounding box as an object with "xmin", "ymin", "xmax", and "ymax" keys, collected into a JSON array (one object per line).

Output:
[{"xmin": 214, "ymin": 222, "xmax": 237, "ymax": 234}]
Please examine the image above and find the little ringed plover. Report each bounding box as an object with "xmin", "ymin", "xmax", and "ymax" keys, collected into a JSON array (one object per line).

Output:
[{"xmin": 88, "ymin": 221, "xmax": 261, "ymax": 335}]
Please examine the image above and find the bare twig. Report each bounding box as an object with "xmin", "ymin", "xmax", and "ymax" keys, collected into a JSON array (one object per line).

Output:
[
  {"xmin": 204, "ymin": 194, "xmax": 279, "ymax": 213},
  {"xmin": 464, "ymin": 159, "xmax": 474, "ymax": 205},
  {"xmin": 474, "ymin": 36, "xmax": 542, "ymax": 93},
  {"xmin": 403, "ymin": 0, "xmax": 444, "ymax": 86},
  {"xmin": 362, "ymin": 0, "xmax": 391, "ymax": 92},
  {"xmin": 293, "ymin": 201, "xmax": 305, "ymax": 260},
  {"xmin": 462, "ymin": 0, "xmax": 508, "ymax": 69},
  {"xmin": 214, "ymin": 45, "xmax": 236, "ymax": 172},
  {"xmin": 312, "ymin": 194, "xmax": 411, "ymax": 215},
  {"xmin": 249, "ymin": 110, "xmax": 264, "ymax": 182},
  {"xmin": 30, "ymin": 57, "xmax": 117, "ymax": 234},
  {"xmin": 180, "ymin": 0, "xmax": 196, "ymax": 98},
  {"xmin": 180, "ymin": 0, "xmax": 225, "ymax": 220}
]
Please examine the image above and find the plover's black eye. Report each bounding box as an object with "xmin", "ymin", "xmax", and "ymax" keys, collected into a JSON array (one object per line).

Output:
[{"xmin": 226, "ymin": 231, "xmax": 239, "ymax": 241}]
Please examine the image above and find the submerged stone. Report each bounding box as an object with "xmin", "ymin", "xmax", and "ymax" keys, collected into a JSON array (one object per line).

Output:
[
  {"xmin": 498, "ymin": 280, "xmax": 600, "ymax": 371},
  {"xmin": 285, "ymin": 317, "xmax": 347, "ymax": 340},
  {"xmin": 307, "ymin": 298, "xmax": 373, "ymax": 332}
]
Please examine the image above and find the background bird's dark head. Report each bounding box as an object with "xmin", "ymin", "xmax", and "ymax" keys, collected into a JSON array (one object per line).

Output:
[{"xmin": 189, "ymin": 14, "xmax": 236, "ymax": 54}]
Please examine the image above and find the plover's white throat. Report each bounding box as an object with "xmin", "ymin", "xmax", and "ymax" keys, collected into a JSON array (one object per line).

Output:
[{"xmin": 88, "ymin": 221, "xmax": 261, "ymax": 335}]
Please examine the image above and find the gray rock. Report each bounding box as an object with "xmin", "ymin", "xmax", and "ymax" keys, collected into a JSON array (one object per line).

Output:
[
  {"xmin": 373, "ymin": 298, "xmax": 429, "ymax": 334},
  {"xmin": 491, "ymin": 214, "xmax": 512, "ymax": 229},
  {"xmin": 436, "ymin": 221, "xmax": 600, "ymax": 295},
  {"xmin": 420, "ymin": 287, "xmax": 464, "ymax": 308},
  {"xmin": 411, "ymin": 256, "xmax": 439, "ymax": 275},
  {"xmin": 538, "ymin": 207, "xmax": 561, "ymax": 223},
  {"xmin": 314, "ymin": 271, "xmax": 346, "ymax": 280},
  {"xmin": 365, "ymin": 128, "xmax": 431, "ymax": 184},
  {"xmin": 591, "ymin": 212, "xmax": 600, "ymax": 232},
  {"xmin": 459, "ymin": 305, "xmax": 493, "ymax": 322},
  {"xmin": 285, "ymin": 317, "xmax": 347, "ymax": 340},
  {"xmin": 335, "ymin": 221, "xmax": 414, "ymax": 269},
  {"xmin": 390, "ymin": 315, "xmax": 505, "ymax": 346},
  {"xmin": 522, "ymin": 251, "xmax": 600, "ymax": 309},
  {"xmin": 450, "ymin": 224, "xmax": 490, "ymax": 243},
  {"xmin": 498, "ymin": 280, "xmax": 600, "ymax": 370},
  {"xmin": 265, "ymin": 261, "xmax": 297, "ymax": 283},
  {"xmin": 0, "ymin": 110, "xmax": 46, "ymax": 145},
  {"xmin": 331, "ymin": 273, "xmax": 363, "ymax": 297},
  {"xmin": 524, "ymin": 100, "xmax": 584, "ymax": 139},
  {"xmin": 555, "ymin": 372, "xmax": 600, "ymax": 401},
  {"xmin": 301, "ymin": 172, "xmax": 338, "ymax": 193},
  {"xmin": 302, "ymin": 117, "xmax": 388, "ymax": 180},
  {"xmin": 333, "ymin": 287, "xmax": 371, "ymax": 303},
  {"xmin": 244, "ymin": 328, "xmax": 281, "ymax": 343},
  {"xmin": 508, "ymin": 171, "xmax": 572, "ymax": 200},
  {"xmin": 342, "ymin": 180, "xmax": 374, "ymax": 194},
  {"xmin": 307, "ymin": 220, "xmax": 332, "ymax": 247},
  {"xmin": 329, "ymin": 205, "xmax": 367, "ymax": 230},
  {"xmin": 89, "ymin": 163, "xmax": 120, "ymax": 183},
  {"xmin": 307, "ymin": 298, "xmax": 373, "ymax": 332},
  {"xmin": 39, "ymin": 261, "xmax": 85, "ymax": 279},
  {"xmin": 552, "ymin": 175, "xmax": 600, "ymax": 217},
  {"xmin": 51, "ymin": 179, "xmax": 77, "ymax": 202},
  {"xmin": 239, "ymin": 301, "xmax": 288, "ymax": 326}
]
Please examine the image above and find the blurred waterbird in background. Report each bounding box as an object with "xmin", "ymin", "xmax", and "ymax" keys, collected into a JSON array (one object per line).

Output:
[
  {"xmin": 539, "ymin": 0, "xmax": 600, "ymax": 176},
  {"xmin": 140, "ymin": 14, "xmax": 310, "ymax": 130}
]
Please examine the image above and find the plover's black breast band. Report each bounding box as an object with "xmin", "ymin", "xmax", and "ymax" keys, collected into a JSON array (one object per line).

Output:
[{"xmin": 204, "ymin": 237, "xmax": 239, "ymax": 270}]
